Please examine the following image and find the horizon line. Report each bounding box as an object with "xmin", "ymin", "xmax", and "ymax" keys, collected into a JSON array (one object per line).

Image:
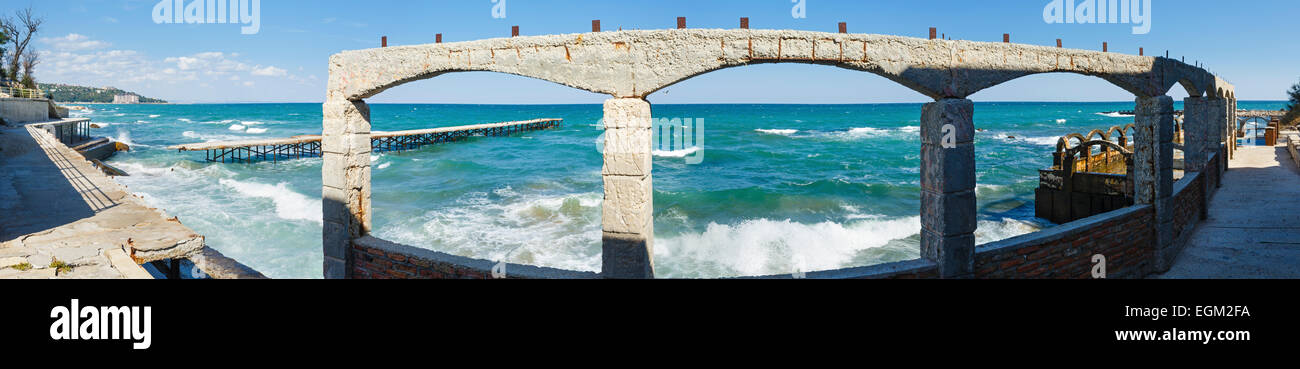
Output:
[{"xmin": 116, "ymin": 100, "xmax": 1289, "ymax": 106}]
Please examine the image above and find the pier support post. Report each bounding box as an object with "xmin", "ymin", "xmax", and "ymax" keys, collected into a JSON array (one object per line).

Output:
[
  {"xmin": 321, "ymin": 98, "xmax": 372, "ymax": 279},
  {"xmin": 601, "ymin": 98, "xmax": 655, "ymax": 279},
  {"xmin": 920, "ymin": 98, "xmax": 976, "ymax": 278},
  {"xmin": 1133, "ymin": 95, "xmax": 1176, "ymax": 273}
]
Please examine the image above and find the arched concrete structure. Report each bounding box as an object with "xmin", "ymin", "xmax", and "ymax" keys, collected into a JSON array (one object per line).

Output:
[
  {"xmin": 327, "ymin": 30, "xmax": 1224, "ymax": 101},
  {"xmin": 322, "ymin": 29, "xmax": 1235, "ymax": 279}
]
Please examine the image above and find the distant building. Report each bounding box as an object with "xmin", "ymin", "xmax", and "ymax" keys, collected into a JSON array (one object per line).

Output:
[{"xmin": 113, "ymin": 94, "xmax": 140, "ymax": 104}]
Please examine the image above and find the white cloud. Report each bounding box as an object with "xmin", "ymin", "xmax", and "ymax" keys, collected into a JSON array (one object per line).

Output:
[
  {"xmin": 41, "ymin": 33, "xmax": 111, "ymax": 51},
  {"xmin": 34, "ymin": 34, "xmax": 315, "ymax": 101},
  {"xmin": 251, "ymin": 66, "xmax": 287, "ymax": 77}
]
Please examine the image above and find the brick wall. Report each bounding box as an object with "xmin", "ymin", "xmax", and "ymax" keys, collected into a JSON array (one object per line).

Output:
[
  {"xmin": 350, "ymin": 236, "xmax": 598, "ymax": 279},
  {"xmin": 974, "ymin": 205, "xmax": 1154, "ymax": 279},
  {"xmin": 1171, "ymin": 173, "xmax": 1205, "ymax": 242}
]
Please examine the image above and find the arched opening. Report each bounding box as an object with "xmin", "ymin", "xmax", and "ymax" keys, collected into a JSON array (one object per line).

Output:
[
  {"xmin": 361, "ymin": 72, "xmax": 612, "ymax": 273},
  {"xmin": 638, "ymin": 63, "xmax": 935, "ymax": 278},
  {"xmin": 971, "ymin": 72, "xmax": 1150, "ymax": 226}
]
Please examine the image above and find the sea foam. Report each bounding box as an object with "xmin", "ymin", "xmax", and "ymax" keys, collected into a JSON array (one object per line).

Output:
[{"xmin": 218, "ymin": 179, "xmax": 322, "ymax": 224}]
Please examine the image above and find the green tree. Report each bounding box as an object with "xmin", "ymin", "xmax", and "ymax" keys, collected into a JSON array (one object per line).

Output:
[
  {"xmin": 1288, "ymin": 80, "xmax": 1300, "ymax": 112},
  {"xmin": 1284, "ymin": 80, "xmax": 1300, "ymax": 127},
  {"xmin": 0, "ymin": 26, "xmax": 9, "ymax": 80}
]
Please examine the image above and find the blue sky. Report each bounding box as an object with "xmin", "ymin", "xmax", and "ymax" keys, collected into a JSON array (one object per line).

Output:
[{"xmin": 16, "ymin": 0, "xmax": 1300, "ymax": 104}]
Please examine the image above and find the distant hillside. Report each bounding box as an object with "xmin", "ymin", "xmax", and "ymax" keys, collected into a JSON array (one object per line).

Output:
[{"xmin": 37, "ymin": 83, "xmax": 168, "ymax": 104}]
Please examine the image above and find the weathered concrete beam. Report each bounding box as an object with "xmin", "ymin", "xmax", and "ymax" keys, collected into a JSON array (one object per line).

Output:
[
  {"xmin": 601, "ymin": 98, "xmax": 654, "ymax": 278},
  {"xmin": 325, "ymin": 29, "xmax": 1220, "ymax": 101},
  {"xmin": 920, "ymin": 98, "xmax": 976, "ymax": 278}
]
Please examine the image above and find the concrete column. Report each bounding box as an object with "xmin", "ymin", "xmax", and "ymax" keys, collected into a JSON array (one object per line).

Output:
[
  {"xmin": 1208, "ymin": 98, "xmax": 1229, "ymax": 178},
  {"xmin": 1226, "ymin": 98, "xmax": 1236, "ymax": 159},
  {"xmin": 1183, "ymin": 97, "xmax": 1209, "ymax": 172},
  {"xmin": 1133, "ymin": 95, "xmax": 1176, "ymax": 272},
  {"xmin": 920, "ymin": 98, "xmax": 976, "ymax": 278},
  {"xmin": 321, "ymin": 98, "xmax": 372, "ymax": 279},
  {"xmin": 601, "ymin": 98, "xmax": 655, "ymax": 278}
]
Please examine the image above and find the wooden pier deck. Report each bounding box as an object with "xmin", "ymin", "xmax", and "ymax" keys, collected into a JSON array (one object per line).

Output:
[{"xmin": 166, "ymin": 118, "xmax": 563, "ymax": 163}]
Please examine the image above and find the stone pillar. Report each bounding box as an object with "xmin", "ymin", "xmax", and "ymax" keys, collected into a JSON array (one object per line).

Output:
[
  {"xmin": 1183, "ymin": 97, "xmax": 1208, "ymax": 173},
  {"xmin": 1208, "ymin": 98, "xmax": 1229, "ymax": 179},
  {"xmin": 920, "ymin": 98, "xmax": 976, "ymax": 278},
  {"xmin": 1226, "ymin": 98, "xmax": 1236, "ymax": 159},
  {"xmin": 321, "ymin": 98, "xmax": 372, "ymax": 279},
  {"xmin": 1133, "ymin": 96, "xmax": 1176, "ymax": 272},
  {"xmin": 601, "ymin": 98, "xmax": 655, "ymax": 278}
]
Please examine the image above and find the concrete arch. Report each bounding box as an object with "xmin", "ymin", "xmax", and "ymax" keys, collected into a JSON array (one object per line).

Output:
[
  {"xmin": 322, "ymin": 27, "xmax": 1233, "ymax": 279},
  {"xmin": 327, "ymin": 29, "xmax": 1221, "ymax": 102}
]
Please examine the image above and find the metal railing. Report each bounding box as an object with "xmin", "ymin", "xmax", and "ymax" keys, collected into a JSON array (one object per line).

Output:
[
  {"xmin": 0, "ymin": 84, "xmax": 44, "ymax": 99},
  {"xmin": 0, "ymin": 84, "xmax": 44, "ymax": 98},
  {"xmin": 40, "ymin": 118, "xmax": 93, "ymax": 146}
]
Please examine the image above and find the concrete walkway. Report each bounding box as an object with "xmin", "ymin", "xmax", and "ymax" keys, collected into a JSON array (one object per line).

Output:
[
  {"xmin": 0, "ymin": 122, "xmax": 204, "ymax": 279},
  {"xmin": 1157, "ymin": 137, "xmax": 1300, "ymax": 278}
]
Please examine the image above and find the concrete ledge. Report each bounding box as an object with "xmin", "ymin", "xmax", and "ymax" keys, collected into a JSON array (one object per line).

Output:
[
  {"xmin": 739, "ymin": 258, "xmax": 939, "ymax": 279},
  {"xmin": 353, "ymin": 236, "xmax": 599, "ymax": 279},
  {"xmin": 189, "ymin": 247, "xmax": 268, "ymax": 279}
]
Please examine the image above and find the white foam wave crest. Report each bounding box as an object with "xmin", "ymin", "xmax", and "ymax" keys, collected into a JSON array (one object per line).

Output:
[
  {"xmin": 988, "ymin": 132, "xmax": 1060, "ymax": 146},
  {"xmin": 818, "ymin": 126, "xmax": 920, "ymax": 141},
  {"xmin": 178, "ymin": 118, "xmax": 193, "ymax": 123},
  {"xmin": 1097, "ymin": 112, "xmax": 1133, "ymax": 118},
  {"xmin": 655, "ymin": 216, "xmax": 921, "ymax": 277},
  {"xmin": 378, "ymin": 191, "xmax": 605, "ymax": 272},
  {"xmin": 975, "ymin": 218, "xmax": 1041, "ymax": 243},
  {"xmin": 228, "ymin": 124, "xmax": 247, "ymax": 131},
  {"xmin": 182, "ymin": 130, "xmax": 246, "ymax": 142},
  {"xmin": 653, "ymin": 146, "xmax": 701, "ymax": 158},
  {"xmin": 218, "ymin": 179, "xmax": 322, "ymax": 224},
  {"xmin": 1056, "ymin": 119, "xmax": 1068, "ymax": 124},
  {"xmin": 1018, "ymin": 136, "xmax": 1062, "ymax": 146},
  {"xmin": 755, "ymin": 129, "xmax": 799, "ymax": 136},
  {"xmin": 149, "ymin": 114, "xmax": 161, "ymax": 118},
  {"xmin": 113, "ymin": 129, "xmax": 145, "ymax": 148},
  {"xmin": 246, "ymin": 128, "xmax": 268, "ymax": 134}
]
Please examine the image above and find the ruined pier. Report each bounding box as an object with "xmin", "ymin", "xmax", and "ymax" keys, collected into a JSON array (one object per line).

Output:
[{"xmin": 167, "ymin": 118, "xmax": 562, "ymax": 163}]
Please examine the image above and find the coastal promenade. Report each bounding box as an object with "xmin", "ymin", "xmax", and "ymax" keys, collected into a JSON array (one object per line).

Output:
[
  {"xmin": 1157, "ymin": 137, "xmax": 1300, "ymax": 278},
  {"xmin": 1, "ymin": 118, "xmax": 261, "ymax": 279}
]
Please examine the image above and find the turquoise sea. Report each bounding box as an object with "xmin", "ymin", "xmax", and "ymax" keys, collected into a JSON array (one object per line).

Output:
[{"xmin": 80, "ymin": 101, "xmax": 1285, "ymax": 278}]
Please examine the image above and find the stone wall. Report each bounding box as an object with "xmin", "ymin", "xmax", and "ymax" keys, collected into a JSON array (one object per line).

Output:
[
  {"xmin": 350, "ymin": 236, "xmax": 598, "ymax": 279},
  {"xmin": 0, "ymin": 98, "xmax": 54, "ymax": 124},
  {"xmin": 1171, "ymin": 173, "xmax": 1205, "ymax": 245},
  {"xmin": 974, "ymin": 205, "xmax": 1155, "ymax": 279}
]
